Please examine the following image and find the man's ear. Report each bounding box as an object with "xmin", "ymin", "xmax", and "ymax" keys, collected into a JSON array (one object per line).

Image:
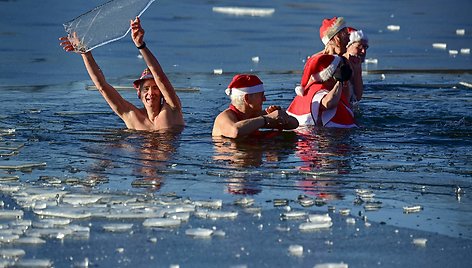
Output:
[
  {"xmin": 137, "ymin": 91, "xmax": 141, "ymax": 99},
  {"xmin": 243, "ymin": 94, "xmax": 250, "ymax": 104}
]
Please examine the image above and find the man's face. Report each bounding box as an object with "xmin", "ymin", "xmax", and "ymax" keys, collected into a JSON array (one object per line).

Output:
[
  {"xmin": 347, "ymin": 40, "xmax": 369, "ymax": 62},
  {"xmin": 140, "ymin": 80, "xmax": 162, "ymax": 107},
  {"xmin": 246, "ymin": 92, "xmax": 266, "ymax": 112},
  {"xmin": 334, "ymin": 28, "xmax": 349, "ymax": 54}
]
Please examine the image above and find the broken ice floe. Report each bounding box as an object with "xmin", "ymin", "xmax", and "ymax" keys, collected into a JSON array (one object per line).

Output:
[
  {"xmin": 281, "ymin": 211, "xmax": 306, "ymax": 220},
  {"xmin": 185, "ymin": 228, "xmax": 214, "ymax": 238},
  {"xmin": 0, "ymin": 161, "xmax": 46, "ymax": 171},
  {"xmin": 460, "ymin": 48, "xmax": 470, "ymax": 54},
  {"xmin": 432, "ymin": 43, "xmax": 447, "ymax": 49},
  {"xmin": 386, "ymin": 25, "xmax": 400, "ymax": 31},
  {"xmin": 297, "ymin": 195, "xmax": 314, "ymax": 207},
  {"xmin": 456, "ymin": 29, "xmax": 465, "ymax": 36},
  {"xmin": 364, "ymin": 58, "xmax": 378, "ymax": 64},
  {"xmin": 14, "ymin": 259, "xmax": 53, "ymax": 268},
  {"xmin": 449, "ymin": 50, "xmax": 459, "ymax": 55},
  {"xmin": 212, "ymin": 6, "xmax": 275, "ymax": 17},
  {"xmin": 213, "ymin": 69, "xmax": 223, "ymax": 75},
  {"xmin": 314, "ymin": 263, "xmax": 348, "ymax": 268},
  {"xmin": 103, "ymin": 223, "xmax": 134, "ymax": 232},
  {"xmin": 412, "ymin": 238, "xmax": 427, "ymax": 247},
  {"xmin": 288, "ymin": 244, "xmax": 303, "ymax": 256},
  {"xmin": 403, "ymin": 205, "xmax": 422, "ymax": 214},
  {"xmin": 299, "ymin": 213, "xmax": 333, "ymax": 231},
  {"xmin": 0, "ymin": 248, "xmax": 26, "ymax": 259},
  {"xmin": 251, "ymin": 56, "xmax": 260, "ymax": 63},
  {"xmin": 142, "ymin": 218, "xmax": 181, "ymax": 228}
]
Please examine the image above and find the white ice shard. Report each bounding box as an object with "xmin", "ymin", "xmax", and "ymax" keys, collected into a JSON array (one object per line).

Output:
[
  {"xmin": 185, "ymin": 228, "xmax": 213, "ymax": 237},
  {"xmin": 63, "ymin": 0, "xmax": 156, "ymax": 52},
  {"xmin": 142, "ymin": 218, "xmax": 181, "ymax": 228},
  {"xmin": 212, "ymin": 6, "xmax": 275, "ymax": 17},
  {"xmin": 103, "ymin": 223, "xmax": 134, "ymax": 232}
]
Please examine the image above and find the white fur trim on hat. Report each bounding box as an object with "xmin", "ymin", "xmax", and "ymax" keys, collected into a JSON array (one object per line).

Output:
[
  {"xmin": 321, "ymin": 17, "xmax": 346, "ymax": 45},
  {"xmin": 312, "ymin": 55, "xmax": 341, "ymax": 82},
  {"xmin": 347, "ymin": 30, "xmax": 368, "ymax": 47},
  {"xmin": 225, "ymin": 84, "xmax": 264, "ymax": 96}
]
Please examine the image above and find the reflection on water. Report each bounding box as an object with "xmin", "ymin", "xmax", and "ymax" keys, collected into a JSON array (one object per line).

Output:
[
  {"xmin": 295, "ymin": 127, "xmax": 358, "ymax": 201},
  {"xmin": 212, "ymin": 131, "xmax": 297, "ymax": 195},
  {"xmin": 82, "ymin": 130, "xmax": 182, "ymax": 191}
]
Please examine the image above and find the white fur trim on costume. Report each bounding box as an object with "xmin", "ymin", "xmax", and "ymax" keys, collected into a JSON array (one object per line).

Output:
[
  {"xmin": 226, "ymin": 84, "xmax": 264, "ymax": 96},
  {"xmin": 311, "ymin": 56, "xmax": 341, "ymax": 82},
  {"xmin": 295, "ymin": 85, "xmax": 304, "ymax": 96},
  {"xmin": 287, "ymin": 110, "xmax": 315, "ymax": 126},
  {"xmin": 311, "ymin": 90, "xmax": 329, "ymax": 125},
  {"xmin": 347, "ymin": 30, "xmax": 368, "ymax": 47}
]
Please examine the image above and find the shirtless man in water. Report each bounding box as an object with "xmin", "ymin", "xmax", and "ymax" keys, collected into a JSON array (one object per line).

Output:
[
  {"xmin": 212, "ymin": 74, "xmax": 298, "ymax": 138},
  {"xmin": 59, "ymin": 17, "xmax": 184, "ymax": 131}
]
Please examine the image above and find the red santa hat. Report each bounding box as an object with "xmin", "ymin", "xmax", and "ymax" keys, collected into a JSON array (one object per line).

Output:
[
  {"xmin": 225, "ymin": 74, "xmax": 264, "ymax": 96},
  {"xmin": 133, "ymin": 68, "xmax": 154, "ymax": 89},
  {"xmin": 319, "ymin": 17, "xmax": 346, "ymax": 45},
  {"xmin": 295, "ymin": 54, "xmax": 341, "ymax": 96},
  {"xmin": 347, "ymin": 27, "xmax": 368, "ymax": 47}
]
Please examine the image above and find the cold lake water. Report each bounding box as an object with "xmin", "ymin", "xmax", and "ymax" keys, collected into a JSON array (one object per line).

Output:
[{"xmin": 1, "ymin": 0, "xmax": 471, "ymax": 267}]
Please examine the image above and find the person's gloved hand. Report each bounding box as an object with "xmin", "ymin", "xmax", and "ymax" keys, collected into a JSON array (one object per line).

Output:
[{"xmin": 333, "ymin": 60, "xmax": 352, "ymax": 82}]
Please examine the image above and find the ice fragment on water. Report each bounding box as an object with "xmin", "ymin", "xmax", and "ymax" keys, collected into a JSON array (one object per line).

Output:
[
  {"xmin": 143, "ymin": 218, "xmax": 181, "ymax": 228},
  {"xmin": 273, "ymin": 199, "xmax": 288, "ymax": 207},
  {"xmin": 346, "ymin": 218, "xmax": 356, "ymax": 225},
  {"xmin": 212, "ymin": 7, "xmax": 275, "ymax": 17},
  {"xmin": 102, "ymin": 223, "xmax": 133, "ymax": 232},
  {"xmin": 413, "ymin": 238, "xmax": 427, "ymax": 247},
  {"xmin": 15, "ymin": 259, "xmax": 53, "ymax": 267},
  {"xmin": 403, "ymin": 205, "xmax": 422, "ymax": 213},
  {"xmin": 339, "ymin": 208, "xmax": 350, "ymax": 216},
  {"xmin": 206, "ymin": 210, "xmax": 238, "ymax": 220},
  {"xmin": 308, "ymin": 213, "xmax": 331, "ymax": 223},
  {"xmin": 0, "ymin": 248, "xmax": 25, "ymax": 259},
  {"xmin": 449, "ymin": 50, "xmax": 459, "ymax": 55},
  {"xmin": 251, "ymin": 56, "xmax": 260, "ymax": 63},
  {"xmin": 0, "ymin": 209, "xmax": 23, "ymax": 219},
  {"xmin": 14, "ymin": 237, "xmax": 46, "ymax": 244},
  {"xmin": 213, "ymin": 69, "xmax": 223, "ymax": 75},
  {"xmin": 456, "ymin": 29, "xmax": 465, "ymax": 35},
  {"xmin": 185, "ymin": 228, "xmax": 213, "ymax": 237},
  {"xmin": 299, "ymin": 221, "xmax": 332, "ymax": 231},
  {"xmin": 460, "ymin": 48, "xmax": 470, "ymax": 54},
  {"xmin": 288, "ymin": 244, "xmax": 303, "ymax": 256},
  {"xmin": 314, "ymin": 263, "xmax": 348, "ymax": 268},
  {"xmin": 387, "ymin": 25, "xmax": 400, "ymax": 31},
  {"xmin": 234, "ymin": 197, "xmax": 254, "ymax": 207},
  {"xmin": 281, "ymin": 211, "xmax": 306, "ymax": 220},
  {"xmin": 364, "ymin": 58, "xmax": 378, "ymax": 64},
  {"xmin": 432, "ymin": 43, "xmax": 447, "ymax": 49},
  {"xmin": 193, "ymin": 199, "xmax": 222, "ymax": 209}
]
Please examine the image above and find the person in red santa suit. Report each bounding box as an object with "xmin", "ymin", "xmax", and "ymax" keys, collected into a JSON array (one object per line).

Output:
[
  {"xmin": 212, "ymin": 74, "xmax": 298, "ymax": 138},
  {"xmin": 287, "ymin": 54, "xmax": 356, "ymax": 128}
]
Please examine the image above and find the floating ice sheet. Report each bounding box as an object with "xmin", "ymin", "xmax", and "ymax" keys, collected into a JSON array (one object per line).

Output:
[
  {"xmin": 212, "ymin": 6, "xmax": 275, "ymax": 17},
  {"xmin": 63, "ymin": 0, "xmax": 156, "ymax": 52}
]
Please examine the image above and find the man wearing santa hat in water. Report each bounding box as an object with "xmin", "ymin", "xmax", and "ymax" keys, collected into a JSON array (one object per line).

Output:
[
  {"xmin": 344, "ymin": 27, "xmax": 369, "ymax": 104},
  {"xmin": 212, "ymin": 74, "xmax": 298, "ymax": 138},
  {"xmin": 59, "ymin": 17, "xmax": 184, "ymax": 131}
]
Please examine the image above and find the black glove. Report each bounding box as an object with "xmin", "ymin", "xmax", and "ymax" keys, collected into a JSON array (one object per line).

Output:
[{"xmin": 333, "ymin": 58, "xmax": 352, "ymax": 82}]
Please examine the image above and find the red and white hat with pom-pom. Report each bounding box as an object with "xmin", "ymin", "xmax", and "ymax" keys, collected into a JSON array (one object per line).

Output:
[
  {"xmin": 347, "ymin": 27, "xmax": 368, "ymax": 47},
  {"xmin": 319, "ymin": 17, "xmax": 346, "ymax": 45},
  {"xmin": 225, "ymin": 74, "xmax": 264, "ymax": 96},
  {"xmin": 294, "ymin": 54, "xmax": 341, "ymax": 96}
]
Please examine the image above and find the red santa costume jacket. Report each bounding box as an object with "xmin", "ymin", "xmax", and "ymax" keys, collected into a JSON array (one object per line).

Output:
[{"xmin": 286, "ymin": 54, "xmax": 357, "ymax": 128}]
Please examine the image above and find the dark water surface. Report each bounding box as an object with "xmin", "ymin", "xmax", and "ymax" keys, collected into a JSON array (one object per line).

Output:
[{"xmin": 1, "ymin": 0, "xmax": 471, "ymax": 267}]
